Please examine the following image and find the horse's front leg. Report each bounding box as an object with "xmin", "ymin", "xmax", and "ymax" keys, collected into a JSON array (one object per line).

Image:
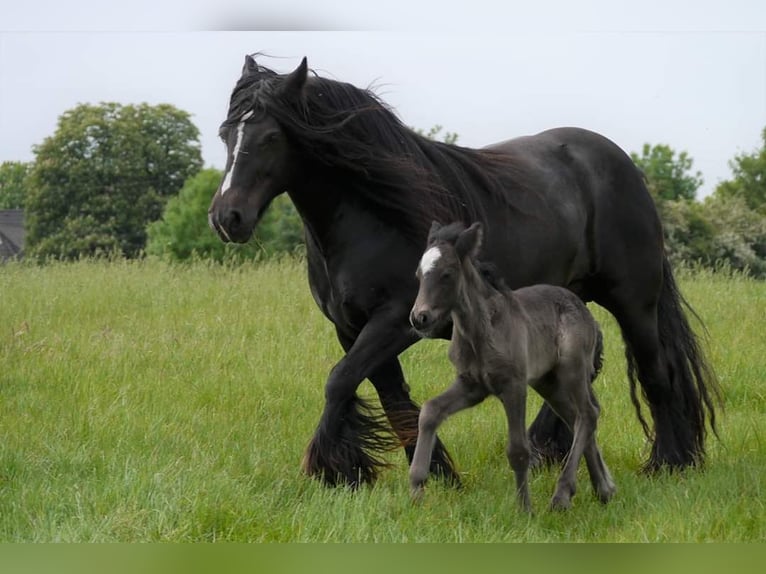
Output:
[
  {"xmin": 366, "ymin": 358, "xmax": 461, "ymax": 486},
  {"xmin": 301, "ymin": 308, "xmax": 416, "ymax": 487}
]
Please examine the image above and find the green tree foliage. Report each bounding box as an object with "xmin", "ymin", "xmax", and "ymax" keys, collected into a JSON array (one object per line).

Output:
[
  {"xmin": 413, "ymin": 125, "xmax": 459, "ymax": 145},
  {"xmin": 631, "ymin": 143, "xmax": 703, "ymax": 202},
  {"xmin": 630, "ymin": 140, "xmax": 766, "ymax": 277},
  {"xmin": 25, "ymin": 102, "xmax": 203, "ymax": 260},
  {"xmin": 146, "ymin": 168, "xmax": 304, "ymax": 263},
  {"xmin": 715, "ymin": 127, "xmax": 766, "ymax": 213},
  {"xmin": 0, "ymin": 161, "xmax": 31, "ymax": 209},
  {"xmin": 661, "ymin": 199, "xmax": 718, "ymax": 269},
  {"xmin": 702, "ymin": 194, "xmax": 766, "ymax": 277}
]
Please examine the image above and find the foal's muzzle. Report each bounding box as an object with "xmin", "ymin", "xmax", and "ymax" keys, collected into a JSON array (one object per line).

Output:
[{"xmin": 409, "ymin": 307, "xmax": 441, "ymax": 337}]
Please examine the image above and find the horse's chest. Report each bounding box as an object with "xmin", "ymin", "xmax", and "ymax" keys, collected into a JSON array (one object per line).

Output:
[
  {"xmin": 305, "ymin": 224, "xmax": 417, "ymax": 334},
  {"xmin": 312, "ymin": 267, "xmax": 396, "ymax": 334}
]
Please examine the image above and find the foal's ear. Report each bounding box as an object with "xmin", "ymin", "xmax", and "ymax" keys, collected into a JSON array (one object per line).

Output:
[
  {"xmin": 281, "ymin": 57, "xmax": 309, "ymax": 98},
  {"xmin": 455, "ymin": 222, "xmax": 483, "ymax": 260},
  {"xmin": 427, "ymin": 220, "xmax": 442, "ymax": 241},
  {"xmin": 242, "ymin": 54, "xmax": 259, "ymax": 78}
]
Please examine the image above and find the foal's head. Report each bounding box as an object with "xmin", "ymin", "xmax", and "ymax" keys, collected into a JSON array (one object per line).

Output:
[{"xmin": 409, "ymin": 221, "xmax": 483, "ymax": 337}]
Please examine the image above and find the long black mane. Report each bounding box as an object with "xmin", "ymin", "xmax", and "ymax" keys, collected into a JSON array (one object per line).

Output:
[{"xmin": 224, "ymin": 61, "xmax": 517, "ymax": 238}]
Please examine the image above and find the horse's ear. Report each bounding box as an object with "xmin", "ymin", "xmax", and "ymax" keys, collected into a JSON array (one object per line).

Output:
[
  {"xmin": 456, "ymin": 222, "xmax": 483, "ymax": 260},
  {"xmin": 242, "ymin": 54, "xmax": 259, "ymax": 78},
  {"xmin": 427, "ymin": 220, "xmax": 442, "ymax": 241},
  {"xmin": 281, "ymin": 57, "xmax": 308, "ymax": 98}
]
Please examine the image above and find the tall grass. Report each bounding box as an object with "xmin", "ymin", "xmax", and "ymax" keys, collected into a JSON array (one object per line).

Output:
[{"xmin": 0, "ymin": 259, "xmax": 764, "ymax": 541}]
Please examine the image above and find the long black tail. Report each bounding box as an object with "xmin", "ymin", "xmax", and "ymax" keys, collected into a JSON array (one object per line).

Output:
[{"xmin": 626, "ymin": 256, "xmax": 723, "ymax": 471}]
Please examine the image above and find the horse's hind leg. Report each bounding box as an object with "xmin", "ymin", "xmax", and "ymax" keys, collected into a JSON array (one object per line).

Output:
[
  {"xmin": 597, "ymin": 256, "xmax": 719, "ymax": 472},
  {"xmin": 527, "ymin": 402, "xmax": 573, "ymax": 468},
  {"xmin": 410, "ymin": 376, "xmax": 487, "ymax": 500},
  {"xmin": 368, "ymin": 358, "xmax": 460, "ymax": 485}
]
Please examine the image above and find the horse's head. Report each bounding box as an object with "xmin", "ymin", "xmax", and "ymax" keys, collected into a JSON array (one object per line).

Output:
[
  {"xmin": 410, "ymin": 221, "xmax": 483, "ymax": 337},
  {"xmin": 208, "ymin": 55, "xmax": 308, "ymax": 243}
]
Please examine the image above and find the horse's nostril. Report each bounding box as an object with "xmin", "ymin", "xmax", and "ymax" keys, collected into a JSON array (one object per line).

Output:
[{"xmin": 228, "ymin": 209, "xmax": 242, "ymax": 229}]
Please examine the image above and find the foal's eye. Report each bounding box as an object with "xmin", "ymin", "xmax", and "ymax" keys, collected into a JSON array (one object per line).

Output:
[
  {"xmin": 439, "ymin": 270, "xmax": 453, "ymax": 282},
  {"xmin": 218, "ymin": 127, "xmax": 230, "ymax": 142}
]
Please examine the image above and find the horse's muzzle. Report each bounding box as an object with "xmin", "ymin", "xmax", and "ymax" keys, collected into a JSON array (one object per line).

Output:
[{"xmin": 208, "ymin": 208, "xmax": 253, "ymax": 244}]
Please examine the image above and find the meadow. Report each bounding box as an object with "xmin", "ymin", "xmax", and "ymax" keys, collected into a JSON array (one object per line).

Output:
[{"xmin": 0, "ymin": 258, "xmax": 764, "ymax": 542}]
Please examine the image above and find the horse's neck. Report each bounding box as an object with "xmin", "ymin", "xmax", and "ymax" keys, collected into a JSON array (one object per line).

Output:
[
  {"xmin": 451, "ymin": 263, "xmax": 501, "ymax": 357},
  {"xmin": 286, "ymin": 169, "xmax": 343, "ymax": 256}
]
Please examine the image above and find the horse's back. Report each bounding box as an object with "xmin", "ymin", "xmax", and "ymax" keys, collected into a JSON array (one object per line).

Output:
[{"xmin": 484, "ymin": 127, "xmax": 663, "ymax": 299}]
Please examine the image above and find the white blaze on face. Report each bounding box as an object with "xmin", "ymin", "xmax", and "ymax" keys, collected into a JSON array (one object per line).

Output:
[
  {"xmin": 419, "ymin": 246, "xmax": 442, "ymax": 276},
  {"xmin": 220, "ymin": 110, "xmax": 254, "ymax": 195}
]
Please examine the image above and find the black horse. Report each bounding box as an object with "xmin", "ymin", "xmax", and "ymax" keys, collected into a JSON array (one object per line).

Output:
[{"xmin": 208, "ymin": 55, "xmax": 721, "ymax": 486}]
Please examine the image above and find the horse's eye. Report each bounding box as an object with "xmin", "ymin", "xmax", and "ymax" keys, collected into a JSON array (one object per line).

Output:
[
  {"xmin": 218, "ymin": 127, "xmax": 229, "ymax": 142},
  {"xmin": 259, "ymin": 131, "xmax": 280, "ymax": 147},
  {"xmin": 439, "ymin": 270, "xmax": 453, "ymax": 283}
]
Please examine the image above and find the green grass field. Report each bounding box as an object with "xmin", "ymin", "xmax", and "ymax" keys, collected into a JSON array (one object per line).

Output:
[{"xmin": 0, "ymin": 258, "xmax": 764, "ymax": 541}]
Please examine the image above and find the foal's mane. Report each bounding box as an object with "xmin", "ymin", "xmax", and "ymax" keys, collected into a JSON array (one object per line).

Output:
[
  {"xmin": 225, "ymin": 60, "xmax": 518, "ymax": 238},
  {"xmin": 430, "ymin": 222, "xmax": 508, "ymax": 292}
]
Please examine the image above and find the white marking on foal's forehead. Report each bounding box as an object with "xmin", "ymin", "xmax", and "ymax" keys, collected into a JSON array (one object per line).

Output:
[
  {"xmin": 220, "ymin": 110, "xmax": 254, "ymax": 196},
  {"xmin": 419, "ymin": 246, "xmax": 442, "ymax": 275}
]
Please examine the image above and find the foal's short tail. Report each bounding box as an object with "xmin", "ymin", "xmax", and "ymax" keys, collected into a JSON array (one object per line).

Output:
[{"xmin": 591, "ymin": 328, "xmax": 604, "ymax": 383}]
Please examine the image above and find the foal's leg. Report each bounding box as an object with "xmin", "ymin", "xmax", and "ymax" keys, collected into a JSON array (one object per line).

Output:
[
  {"xmin": 368, "ymin": 359, "xmax": 460, "ymax": 485},
  {"xmin": 335, "ymin": 328, "xmax": 460, "ymax": 485},
  {"xmin": 409, "ymin": 376, "xmax": 487, "ymax": 500},
  {"xmin": 582, "ymin": 388, "xmax": 617, "ymax": 503},
  {"xmin": 498, "ymin": 378, "xmax": 533, "ymax": 513},
  {"xmin": 543, "ymin": 368, "xmax": 597, "ymax": 510},
  {"xmin": 583, "ymin": 440, "xmax": 617, "ymax": 503}
]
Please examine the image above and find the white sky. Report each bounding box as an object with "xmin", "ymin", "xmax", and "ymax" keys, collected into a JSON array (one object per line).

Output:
[{"xmin": 1, "ymin": 1, "xmax": 765, "ymax": 198}]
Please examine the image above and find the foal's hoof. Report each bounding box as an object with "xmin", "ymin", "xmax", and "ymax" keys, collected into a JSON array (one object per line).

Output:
[
  {"xmin": 549, "ymin": 494, "xmax": 572, "ymax": 511},
  {"xmin": 596, "ymin": 483, "xmax": 617, "ymax": 504},
  {"xmin": 410, "ymin": 485, "xmax": 425, "ymax": 504}
]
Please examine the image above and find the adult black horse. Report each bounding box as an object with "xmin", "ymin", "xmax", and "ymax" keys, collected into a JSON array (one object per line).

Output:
[{"xmin": 208, "ymin": 55, "xmax": 720, "ymax": 486}]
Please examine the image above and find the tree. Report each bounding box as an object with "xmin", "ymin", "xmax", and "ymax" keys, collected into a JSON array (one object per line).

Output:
[
  {"xmin": 414, "ymin": 125, "xmax": 459, "ymax": 145},
  {"xmin": 702, "ymin": 194, "xmax": 766, "ymax": 277},
  {"xmin": 0, "ymin": 161, "xmax": 31, "ymax": 209},
  {"xmin": 25, "ymin": 102, "xmax": 202, "ymax": 260},
  {"xmin": 630, "ymin": 143, "xmax": 703, "ymax": 203},
  {"xmin": 660, "ymin": 198, "xmax": 717, "ymax": 268},
  {"xmin": 715, "ymin": 127, "xmax": 766, "ymax": 213},
  {"xmin": 146, "ymin": 168, "xmax": 304, "ymax": 263}
]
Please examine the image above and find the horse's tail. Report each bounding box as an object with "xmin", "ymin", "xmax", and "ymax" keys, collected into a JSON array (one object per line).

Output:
[{"xmin": 626, "ymin": 255, "xmax": 723, "ymax": 471}]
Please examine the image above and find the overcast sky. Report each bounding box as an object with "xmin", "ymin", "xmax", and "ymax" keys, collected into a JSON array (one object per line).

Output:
[{"xmin": 1, "ymin": 1, "xmax": 765, "ymax": 198}]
